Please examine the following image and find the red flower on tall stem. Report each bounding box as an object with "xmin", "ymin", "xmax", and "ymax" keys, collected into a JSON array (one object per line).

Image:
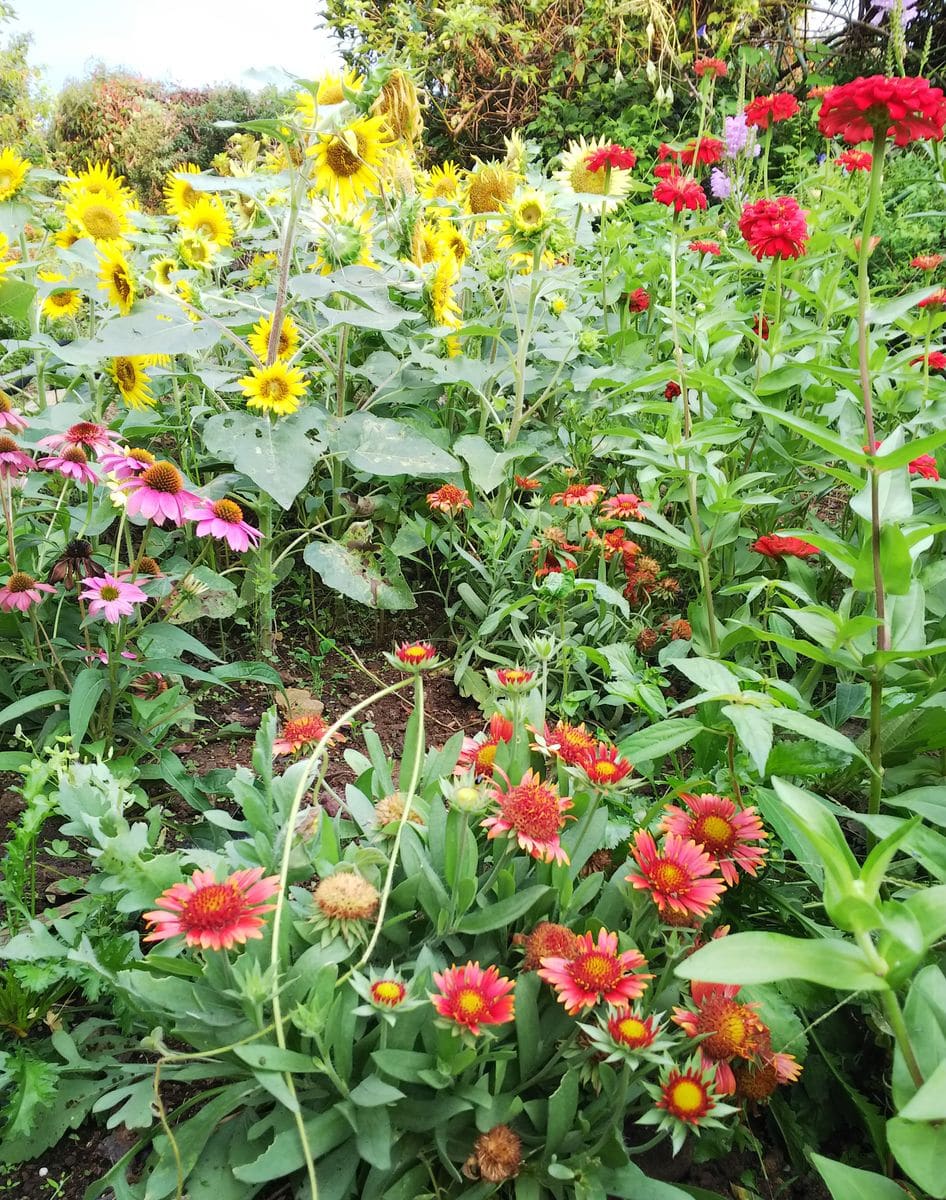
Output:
[
  {"xmin": 744, "ymin": 93, "xmax": 800, "ymax": 129},
  {"xmin": 738, "ymin": 196, "xmax": 809, "ymax": 260},
  {"xmin": 835, "ymin": 149, "xmax": 873, "ymax": 172},
  {"xmin": 694, "ymin": 57, "xmax": 727, "ymax": 79},
  {"xmin": 818, "ymin": 75, "xmax": 946, "ymax": 146},
  {"xmin": 653, "ymin": 168, "xmax": 707, "ymax": 212},
  {"xmin": 681, "ymin": 136, "xmax": 724, "ymax": 167},
  {"xmin": 586, "ymin": 144, "xmax": 637, "ymax": 172},
  {"xmin": 912, "ymin": 254, "xmax": 943, "ymax": 270}
]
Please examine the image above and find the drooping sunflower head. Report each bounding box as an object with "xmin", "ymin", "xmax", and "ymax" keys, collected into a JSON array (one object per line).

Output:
[
  {"xmin": 0, "ymin": 147, "xmax": 31, "ymax": 202},
  {"xmin": 317, "ymin": 69, "xmax": 364, "ymax": 107},
  {"xmin": 178, "ymin": 196, "xmax": 233, "ymax": 248},
  {"xmin": 311, "ymin": 211, "xmax": 376, "ymax": 275},
  {"xmin": 150, "ymin": 256, "xmax": 179, "ymax": 289},
  {"xmin": 429, "ymin": 254, "xmax": 462, "ymax": 329},
  {"xmin": 372, "ymin": 68, "xmax": 424, "ymax": 145},
  {"xmin": 437, "ymin": 220, "xmax": 469, "ymax": 265},
  {"xmin": 465, "ymin": 162, "xmax": 518, "ymax": 214},
  {"xmin": 410, "ymin": 220, "xmax": 442, "ymax": 267},
  {"xmin": 163, "ymin": 162, "xmax": 201, "ymax": 216},
  {"xmin": 109, "ymin": 356, "xmax": 156, "ymax": 410},
  {"xmin": 177, "ymin": 231, "xmax": 219, "ymax": 270},
  {"xmin": 308, "ymin": 114, "xmax": 393, "ymax": 208},
  {"xmin": 65, "ymin": 189, "xmax": 132, "ymax": 245},
  {"xmin": 97, "ymin": 245, "xmax": 136, "ymax": 316}
]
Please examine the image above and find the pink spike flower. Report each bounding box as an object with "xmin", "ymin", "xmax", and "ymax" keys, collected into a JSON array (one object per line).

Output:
[
  {"xmin": 538, "ymin": 928, "xmax": 652, "ymax": 1014},
  {"xmin": 143, "ymin": 866, "xmax": 281, "ymax": 951}
]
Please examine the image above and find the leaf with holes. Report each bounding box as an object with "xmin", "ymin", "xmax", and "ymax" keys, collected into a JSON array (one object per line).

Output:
[{"xmin": 202, "ymin": 408, "xmax": 326, "ymax": 509}]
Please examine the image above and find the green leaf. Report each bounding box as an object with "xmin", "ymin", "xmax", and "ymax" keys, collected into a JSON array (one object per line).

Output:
[
  {"xmin": 811, "ymin": 1153, "xmax": 909, "ymax": 1200},
  {"xmin": 546, "ymin": 1070, "xmax": 578, "ymax": 1149},
  {"xmin": 202, "ymin": 407, "xmax": 326, "ymax": 510},
  {"xmin": 454, "ymin": 434, "xmax": 525, "ymax": 493},
  {"xmin": 348, "ymin": 1075, "xmax": 406, "ymax": 1107},
  {"xmin": 722, "ymin": 704, "xmax": 772, "ymax": 776},
  {"xmin": 303, "ymin": 540, "xmax": 415, "ymax": 610},
  {"xmin": 676, "ymin": 931, "xmax": 888, "ymax": 991},
  {"xmin": 56, "ymin": 304, "xmax": 221, "ymax": 364},
  {"xmin": 232, "ymin": 1044, "xmax": 320, "ymax": 1072},
  {"xmin": 618, "ymin": 718, "xmax": 704, "ymax": 764},
  {"xmin": 768, "ymin": 709, "xmax": 868, "ymax": 765},
  {"xmin": 330, "ymin": 412, "xmax": 458, "ymax": 477},
  {"xmin": 0, "ymin": 689, "xmax": 68, "ymax": 728},
  {"xmin": 456, "ymin": 884, "xmax": 551, "ymax": 933},
  {"xmin": 515, "ymin": 970, "xmax": 541, "ymax": 1078},
  {"xmin": 68, "ymin": 669, "xmax": 106, "ymax": 745},
  {"xmin": 0, "ymin": 277, "xmax": 36, "ymax": 323},
  {"xmin": 752, "ymin": 402, "xmax": 870, "ymax": 467},
  {"xmin": 887, "ymin": 1117, "xmax": 946, "ymax": 1198}
]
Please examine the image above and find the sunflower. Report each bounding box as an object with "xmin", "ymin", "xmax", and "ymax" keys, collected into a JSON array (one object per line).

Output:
[
  {"xmin": 317, "ymin": 69, "xmax": 364, "ymax": 106},
  {"xmin": 163, "ymin": 163, "xmax": 201, "ymax": 216},
  {"xmin": 98, "ymin": 245, "xmax": 136, "ymax": 315},
  {"xmin": 465, "ymin": 162, "xmax": 518, "ymax": 214},
  {"xmin": 309, "ymin": 114, "xmax": 391, "ymax": 208},
  {"xmin": 150, "ymin": 256, "xmax": 179, "ymax": 289},
  {"xmin": 430, "ymin": 254, "xmax": 462, "ymax": 329},
  {"xmin": 248, "ymin": 313, "xmax": 300, "ymax": 363},
  {"xmin": 421, "ymin": 161, "xmax": 463, "ymax": 202},
  {"xmin": 239, "ymin": 362, "xmax": 307, "ymax": 417},
  {"xmin": 507, "ymin": 190, "xmax": 552, "ymax": 236},
  {"xmin": 555, "ymin": 136, "xmax": 633, "ymax": 211},
  {"xmin": 372, "ymin": 69, "xmax": 423, "ymax": 144},
  {"xmin": 61, "ymin": 161, "xmax": 133, "ymax": 205},
  {"xmin": 177, "ymin": 232, "xmax": 219, "ymax": 270},
  {"xmin": 54, "ymin": 225, "xmax": 81, "ymax": 250},
  {"xmin": 109, "ymin": 356, "xmax": 165, "ymax": 409},
  {"xmin": 41, "ymin": 289, "xmax": 83, "ymax": 320},
  {"xmin": 0, "ymin": 232, "xmax": 11, "ymax": 274},
  {"xmin": 311, "ymin": 212, "xmax": 376, "ymax": 274},
  {"xmin": 65, "ymin": 190, "xmax": 132, "ymax": 245},
  {"xmin": 178, "ymin": 196, "xmax": 233, "ymax": 248},
  {"xmin": 411, "ymin": 220, "xmax": 442, "ymax": 266},
  {"xmin": 0, "ymin": 148, "xmax": 30, "ymax": 201},
  {"xmin": 437, "ymin": 220, "xmax": 469, "ymax": 265}
]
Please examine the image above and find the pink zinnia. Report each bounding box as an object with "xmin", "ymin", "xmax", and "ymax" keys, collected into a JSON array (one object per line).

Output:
[
  {"xmin": 661, "ymin": 793, "xmax": 767, "ymax": 886},
  {"xmin": 38, "ymin": 446, "xmax": 99, "ymax": 484},
  {"xmin": 98, "ymin": 446, "xmax": 158, "ymax": 480},
  {"xmin": 38, "ymin": 421, "xmax": 116, "ymax": 455},
  {"xmin": 143, "ymin": 866, "xmax": 280, "ymax": 951},
  {"xmin": 190, "ymin": 497, "xmax": 261, "ymax": 552},
  {"xmin": 0, "ymin": 393, "xmax": 27, "ymax": 432},
  {"xmin": 0, "ymin": 434, "xmax": 35, "ymax": 478},
  {"xmin": 0, "ymin": 572, "xmax": 56, "ymax": 612},
  {"xmin": 123, "ymin": 461, "xmax": 198, "ymax": 526},
  {"xmin": 537, "ymin": 928, "xmax": 652, "ymax": 1014},
  {"xmin": 80, "ymin": 573, "xmax": 148, "ymax": 623},
  {"xmin": 431, "ymin": 962, "xmax": 515, "ymax": 1035},
  {"xmin": 482, "ymin": 768, "xmax": 573, "ymax": 865},
  {"xmin": 626, "ymin": 831, "xmax": 727, "ymax": 919}
]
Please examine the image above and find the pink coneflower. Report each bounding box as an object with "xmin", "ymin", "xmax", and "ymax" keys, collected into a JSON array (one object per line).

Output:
[
  {"xmin": 143, "ymin": 866, "xmax": 281, "ymax": 951},
  {"xmin": 431, "ymin": 962, "xmax": 515, "ymax": 1035},
  {"xmin": 550, "ymin": 482, "xmax": 605, "ymax": 507},
  {"xmin": 661, "ymin": 793, "xmax": 767, "ymax": 886},
  {"xmin": 98, "ymin": 446, "xmax": 157, "ymax": 480},
  {"xmin": 626, "ymin": 831, "xmax": 727, "ymax": 919},
  {"xmin": 0, "ymin": 434, "xmax": 35, "ymax": 478},
  {"xmin": 457, "ymin": 712, "xmax": 514, "ymax": 778},
  {"xmin": 190, "ymin": 497, "xmax": 261, "ymax": 552},
  {"xmin": 273, "ymin": 712, "xmax": 339, "ymax": 756},
  {"xmin": 0, "ymin": 572, "xmax": 56, "ymax": 612},
  {"xmin": 601, "ymin": 492, "xmax": 646, "ymax": 520},
  {"xmin": 482, "ymin": 768, "xmax": 573, "ymax": 864},
  {"xmin": 0, "ymin": 393, "xmax": 27, "ymax": 432},
  {"xmin": 38, "ymin": 446, "xmax": 100, "ymax": 484},
  {"xmin": 122, "ymin": 461, "xmax": 198, "ymax": 526},
  {"xmin": 38, "ymin": 421, "xmax": 116, "ymax": 455},
  {"xmin": 537, "ymin": 928, "xmax": 652, "ymax": 1014},
  {"xmin": 578, "ymin": 742, "xmax": 634, "ymax": 787},
  {"xmin": 80, "ymin": 573, "xmax": 148, "ymax": 623}
]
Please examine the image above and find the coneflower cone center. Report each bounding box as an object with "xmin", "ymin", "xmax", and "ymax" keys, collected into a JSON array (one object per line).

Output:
[
  {"xmin": 63, "ymin": 447, "xmax": 89, "ymax": 464},
  {"xmin": 99, "ymin": 585, "xmax": 120, "ymax": 601},
  {"xmin": 181, "ymin": 883, "xmax": 243, "ymax": 931},
  {"xmin": 502, "ymin": 784, "xmax": 561, "ymax": 840},
  {"xmin": 0, "ymin": 435, "xmax": 18, "ymax": 453},
  {"xmin": 456, "ymin": 989, "xmax": 487, "ymax": 1018},
  {"xmin": 692, "ymin": 813, "xmax": 736, "ymax": 854},
  {"xmin": 69, "ymin": 422, "xmax": 104, "ymax": 445},
  {"xmin": 653, "ymin": 861, "xmax": 688, "ymax": 893},
  {"xmin": 212, "ymin": 499, "xmax": 244, "ymax": 523},
  {"xmin": 572, "ymin": 951, "xmax": 621, "ymax": 991},
  {"xmin": 141, "ymin": 462, "xmax": 184, "ymax": 494},
  {"xmin": 129, "ymin": 448, "xmax": 156, "ymax": 465},
  {"xmin": 8, "ymin": 572, "xmax": 36, "ymax": 592}
]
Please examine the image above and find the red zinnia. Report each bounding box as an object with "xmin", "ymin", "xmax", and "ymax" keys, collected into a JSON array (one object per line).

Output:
[
  {"xmin": 689, "ymin": 240, "xmax": 721, "ymax": 256},
  {"xmin": 910, "ymin": 454, "xmax": 940, "ymax": 481},
  {"xmin": 694, "ymin": 57, "xmax": 727, "ymax": 79},
  {"xmin": 750, "ymin": 533, "xmax": 819, "ymax": 559},
  {"xmin": 653, "ymin": 168, "xmax": 707, "ymax": 212},
  {"xmin": 625, "ymin": 287, "xmax": 650, "ymax": 313},
  {"xmin": 835, "ymin": 149, "xmax": 873, "ymax": 172},
  {"xmin": 681, "ymin": 136, "xmax": 724, "ymax": 167},
  {"xmin": 538, "ymin": 928, "xmax": 652, "ymax": 1014},
  {"xmin": 818, "ymin": 75, "xmax": 946, "ymax": 147},
  {"xmin": 919, "ymin": 289, "xmax": 946, "ymax": 310},
  {"xmin": 912, "ymin": 350, "xmax": 946, "ymax": 371},
  {"xmin": 664, "ymin": 380, "xmax": 682, "ymax": 399},
  {"xmin": 662, "ymin": 793, "xmax": 767, "ymax": 886},
  {"xmin": 426, "ymin": 483, "xmax": 472, "ymax": 514},
  {"xmin": 744, "ymin": 93, "xmax": 800, "ymax": 129},
  {"xmin": 627, "ymin": 831, "xmax": 727, "ymax": 919},
  {"xmin": 738, "ymin": 196, "xmax": 809, "ymax": 260},
  {"xmin": 657, "ymin": 142, "xmax": 681, "ymax": 161},
  {"xmin": 913, "ymin": 254, "xmax": 943, "ymax": 270},
  {"xmin": 143, "ymin": 867, "xmax": 280, "ymax": 951},
  {"xmin": 587, "ymin": 143, "xmax": 637, "ymax": 172},
  {"xmin": 431, "ymin": 962, "xmax": 515, "ymax": 1035}
]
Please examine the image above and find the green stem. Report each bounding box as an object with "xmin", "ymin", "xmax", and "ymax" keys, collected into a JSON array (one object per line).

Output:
[
  {"xmin": 880, "ymin": 988, "xmax": 925, "ymax": 1091},
  {"xmin": 256, "ymin": 493, "xmax": 275, "ymax": 658}
]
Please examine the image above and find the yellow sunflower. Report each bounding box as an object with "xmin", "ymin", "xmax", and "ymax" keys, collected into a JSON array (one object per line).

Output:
[
  {"xmin": 411, "ymin": 220, "xmax": 442, "ymax": 267},
  {"xmin": 248, "ymin": 313, "xmax": 300, "ymax": 363},
  {"xmin": 317, "ymin": 69, "xmax": 364, "ymax": 106},
  {"xmin": 60, "ymin": 161, "xmax": 134, "ymax": 205},
  {"xmin": 0, "ymin": 232, "xmax": 11, "ymax": 275},
  {"xmin": 178, "ymin": 196, "xmax": 233, "ymax": 248},
  {"xmin": 54, "ymin": 225, "xmax": 81, "ymax": 250},
  {"xmin": 163, "ymin": 163, "xmax": 202, "ymax": 216},
  {"xmin": 429, "ymin": 255, "xmax": 462, "ymax": 329},
  {"xmin": 437, "ymin": 220, "xmax": 469, "ymax": 265},
  {"xmin": 0, "ymin": 148, "xmax": 30, "ymax": 202},
  {"xmin": 239, "ymin": 362, "xmax": 307, "ymax": 417},
  {"xmin": 372, "ymin": 69, "xmax": 423, "ymax": 144},
  {"xmin": 311, "ymin": 212, "xmax": 376, "ymax": 275},
  {"xmin": 109, "ymin": 355, "xmax": 165, "ymax": 409},
  {"xmin": 98, "ymin": 245, "xmax": 136, "ymax": 315},
  {"xmin": 465, "ymin": 162, "xmax": 518, "ymax": 214},
  {"xmin": 65, "ymin": 190, "xmax": 132, "ymax": 245},
  {"xmin": 150, "ymin": 256, "xmax": 179, "ymax": 289},
  {"xmin": 507, "ymin": 190, "xmax": 551, "ymax": 236},
  {"xmin": 555, "ymin": 136, "xmax": 633, "ymax": 211},
  {"xmin": 421, "ymin": 161, "xmax": 463, "ymax": 202},
  {"xmin": 41, "ymin": 288, "xmax": 83, "ymax": 321},
  {"xmin": 177, "ymin": 232, "xmax": 219, "ymax": 270},
  {"xmin": 309, "ymin": 114, "xmax": 391, "ymax": 209}
]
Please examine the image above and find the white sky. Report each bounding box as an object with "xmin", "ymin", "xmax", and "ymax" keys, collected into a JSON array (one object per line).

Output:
[{"xmin": 13, "ymin": 0, "xmax": 341, "ymax": 93}]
